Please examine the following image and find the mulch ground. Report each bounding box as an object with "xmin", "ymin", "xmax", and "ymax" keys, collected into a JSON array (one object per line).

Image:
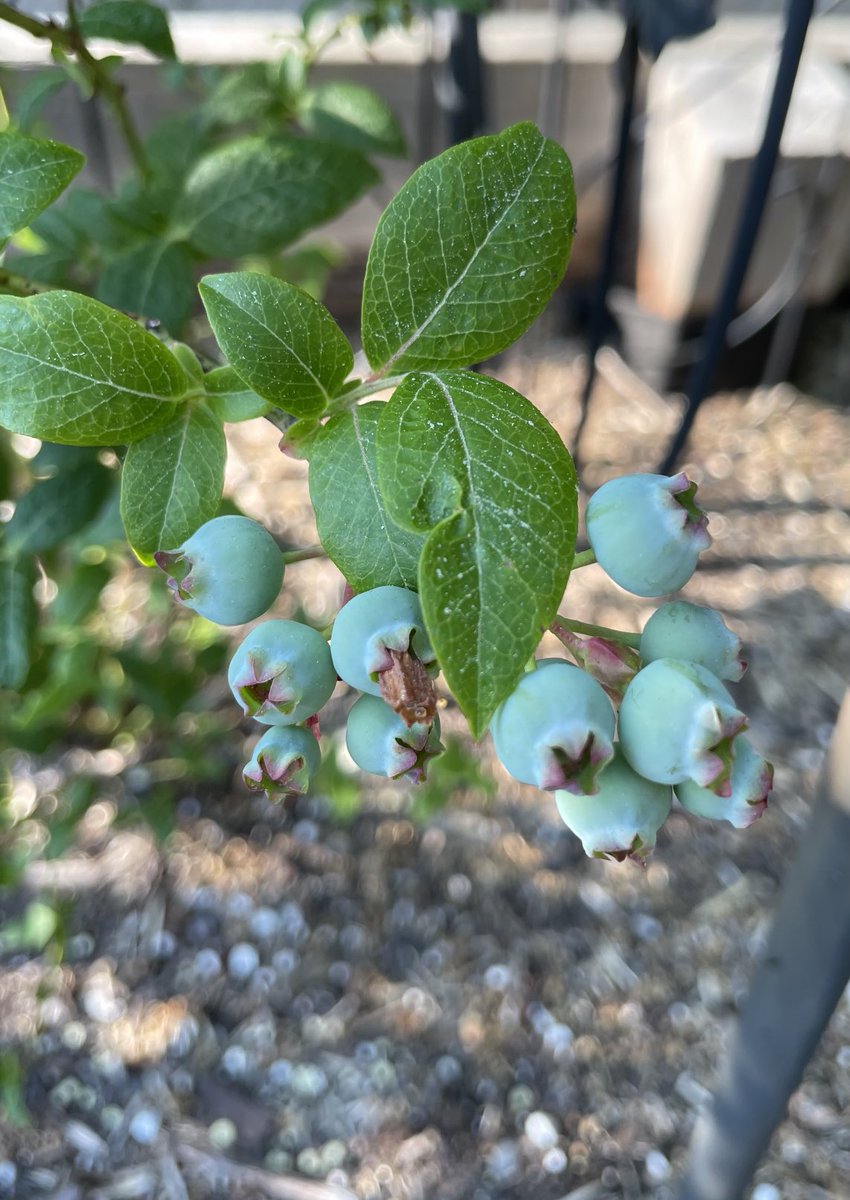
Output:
[{"xmin": 1, "ymin": 338, "xmax": 849, "ymax": 1200}]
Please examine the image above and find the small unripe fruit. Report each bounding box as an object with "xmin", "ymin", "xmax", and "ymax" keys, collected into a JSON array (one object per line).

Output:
[
  {"xmin": 675, "ymin": 736, "xmax": 772, "ymax": 828},
  {"xmin": 345, "ymin": 694, "xmax": 442, "ymax": 782},
  {"xmin": 229, "ymin": 620, "xmax": 336, "ymax": 726},
  {"xmin": 243, "ymin": 726, "xmax": 322, "ymax": 798},
  {"xmin": 641, "ymin": 601, "xmax": 745, "ymax": 682},
  {"xmin": 330, "ymin": 586, "xmax": 435, "ymax": 694},
  {"xmin": 155, "ymin": 515, "xmax": 284, "ymax": 626},
  {"xmin": 555, "ymin": 748, "xmax": 672, "ymax": 861},
  {"xmin": 619, "ymin": 658, "xmax": 747, "ymax": 792},
  {"xmin": 490, "ymin": 659, "xmax": 615, "ymax": 793},
  {"xmin": 585, "ymin": 472, "xmax": 711, "ymax": 597}
]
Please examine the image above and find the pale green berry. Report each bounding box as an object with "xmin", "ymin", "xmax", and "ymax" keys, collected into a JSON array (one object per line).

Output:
[
  {"xmin": 243, "ymin": 726, "xmax": 322, "ymax": 797},
  {"xmin": 330, "ymin": 586, "xmax": 435, "ymax": 696},
  {"xmin": 229, "ymin": 620, "xmax": 336, "ymax": 726},
  {"xmin": 641, "ymin": 601, "xmax": 745, "ymax": 681},
  {"xmin": 675, "ymin": 736, "xmax": 772, "ymax": 828},
  {"xmin": 555, "ymin": 747, "xmax": 672, "ymax": 861},
  {"xmin": 345, "ymin": 694, "xmax": 442, "ymax": 782},
  {"xmin": 619, "ymin": 658, "xmax": 747, "ymax": 792},
  {"xmin": 585, "ymin": 472, "xmax": 711, "ymax": 597},
  {"xmin": 155, "ymin": 515, "xmax": 283, "ymax": 626},
  {"xmin": 490, "ymin": 659, "xmax": 615, "ymax": 793}
]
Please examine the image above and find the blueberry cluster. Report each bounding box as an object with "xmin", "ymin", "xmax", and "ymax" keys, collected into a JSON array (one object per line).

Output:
[
  {"xmin": 153, "ymin": 471, "xmax": 773, "ymax": 862},
  {"xmin": 491, "ymin": 473, "xmax": 773, "ymax": 861}
]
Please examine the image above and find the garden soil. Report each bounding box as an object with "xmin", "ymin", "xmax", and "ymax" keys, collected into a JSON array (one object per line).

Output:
[{"xmin": 2, "ymin": 346, "xmax": 849, "ymax": 1200}]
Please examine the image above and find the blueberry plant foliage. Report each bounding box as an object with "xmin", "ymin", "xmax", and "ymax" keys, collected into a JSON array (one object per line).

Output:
[{"xmin": 0, "ymin": 4, "xmax": 774, "ymax": 863}]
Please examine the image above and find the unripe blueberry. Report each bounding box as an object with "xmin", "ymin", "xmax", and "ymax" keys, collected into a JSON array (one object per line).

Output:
[
  {"xmin": 243, "ymin": 726, "xmax": 322, "ymax": 798},
  {"xmin": 675, "ymin": 736, "xmax": 773, "ymax": 828},
  {"xmin": 555, "ymin": 747, "xmax": 672, "ymax": 861},
  {"xmin": 490, "ymin": 659, "xmax": 615, "ymax": 793},
  {"xmin": 155, "ymin": 515, "xmax": 284, "ymax": 626},
  {"xmin": 641, "ymin": 601, "xmax": 745, "ymax": 682},
  {"xmin": 619, "ymin": 658, "xmax": 747, "ymax": 792},
  {"xmin": 330, "ymin": 586, "xmax": 437, "ymax": 723},
  {"xmin": 229, "ymin": 620, "xmax": 336, "ymax": 726},
  {"xmin": 345, "ymin": 694, "xmax": 442, "ymax": 782},
  {"xmin": 585, "ymin": 472, "xmax": 711, "ymax": 597}
]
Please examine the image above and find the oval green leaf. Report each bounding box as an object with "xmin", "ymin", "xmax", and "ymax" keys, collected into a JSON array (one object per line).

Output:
[
  {"xmin": 309, "ymin": 401, "xmax": 424, "ymax": 592},
  {"xmin": 0, "ymin": 291, "xmax": 188, "ymax": 445},
  {"xmin": 299, "ymin": 83, "xmax": 406, "ymax": 157},
  {"xmin": 200, "ymin": 272, "xmax": 353, "ymax": 418},
  {"xmin": 204, "ymin": 366, "xmax": 271, "ymax": 424},
  {"xmin": 376, "ymin": 370, "xmax": 577, "ymax": 736},
  {"xmin": 362, "ymin": 122, "xmax": 575, "ymax": 375},
  {"xmin": 120, "ymin": 402, "xmax": 226, "ymax": 563},
  {"xmin": 0, "ymin": 130, "xmax": 84, "ymax": 240},
  {"xmin": 176, "ymin": 136, "xmax": 378, "ymax": 258},
  {"xmin": 97, "ymin": 238, "xmax": 197, "ymax": 335},
  {"xmin": 77, "ymin": 0, "xmax": 176, "ymax": 60}
]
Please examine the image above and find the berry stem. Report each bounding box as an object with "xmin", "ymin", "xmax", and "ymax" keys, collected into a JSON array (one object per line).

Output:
[
  {"xmin": 550, "ymin": 615, "xmax": 641, "ymax": 649},
  {"xmin": 338, "ymin": 375, "xmax": 408, "ymax": 406},
  {"xmin": 281, "ymin": 545, "xmax": 327, "ymax": 564},
  {"xmin": 571, "ymin": 549, "xmax": 596, "ymax": 569},
  {"xmin": 0, "ymin": 0, "xmax": 151, "ymax": 181}
]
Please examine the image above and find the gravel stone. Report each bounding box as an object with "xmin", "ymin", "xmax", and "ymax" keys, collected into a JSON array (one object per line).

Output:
[
  {"xmin": 128, "ymin": 1109, "xmax": 161, "ymax": 1145},
  {"xmin": 227, "ymin": 942, "xmax": 260, "ymax": 981},
  {"xmin": 524, "ymin": 1111, "xmax": 559, "ymax": 1152}
]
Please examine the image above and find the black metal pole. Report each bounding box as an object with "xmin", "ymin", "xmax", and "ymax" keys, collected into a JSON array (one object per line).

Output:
[
  {"xmin": 677, "ymin": 694, "xmax": 850, "ymax": 1200},
  {"xmin": 658, "ymin": 0, "xmax": 815, "ymax": 474},
  {"xmin": 444, "ymin": 11, "xmax": 486, "ymax": 145},
  {"xmin": 572, "ymin": 21, "xmax": 639, "ymax": 467}
]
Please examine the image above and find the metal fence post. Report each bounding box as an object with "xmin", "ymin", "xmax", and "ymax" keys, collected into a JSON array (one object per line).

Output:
[
  {"xmin": 658, "ymin": 0, "xmax": 815, "ymax": 475},
  {"xmin": 677, "ymin": 691, "xmax": 850, "ymax": 1200}
]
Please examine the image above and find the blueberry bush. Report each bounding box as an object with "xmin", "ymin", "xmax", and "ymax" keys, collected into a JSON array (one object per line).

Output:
[{"xmin": 0, "ymin": 1, "xmax": 773, "ymax": 865}]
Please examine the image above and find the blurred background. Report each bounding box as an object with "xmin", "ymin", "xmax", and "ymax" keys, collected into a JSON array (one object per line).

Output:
[{"xmin": 1, "ymin": 2, "xmax": 850, "ymax": 1198}]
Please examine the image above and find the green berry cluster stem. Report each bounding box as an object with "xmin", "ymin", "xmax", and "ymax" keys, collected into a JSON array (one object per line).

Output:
[{"xmin": 551, "ymin": 615, "xmax": 641, "ymax": 650}]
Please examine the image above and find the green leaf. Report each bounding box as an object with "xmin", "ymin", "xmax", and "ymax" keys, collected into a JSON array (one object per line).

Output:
[
  {"xmin": 78, "ymin": 0, "xmax": 176, "ymax": 60},
  {"xmin": 50, "ymin": 560, "xmax": 111, "ymax": 628},
  {"xmin": 376, "ymin": 371, "xmax": 577, "ymax": 736},
  {"xmin": 362, "ymin": 122, "xmax": 575, "ymax": 374},
  {"xmin": 5, "ymin": 455, "xmax": 112, "ymax": 555},
  {"xmin": 120, "ymin": 402, "xmax": 226, "ymax": 563},
  {"xmin": 300, "ymin": 83, "xmax": 406, "ymax": 157},
  {"xmin": 175, "ymin": 135, "xmax": 378, "ymax": 258},
  {"xmin": 97, "ymin": 238, "xmax": 196, "ymax": 334},
  {"xmin": 0, "ymin": 555, "xmax": 37, "ymax": 690},
  {"xmin": 200, "ymin": 272, "xmax": 353, "ymax": 418},
  {"xmin": 0, "ymin": 130, "xmax": 84, "ymax": 240},
  {"xmin": 0, "ymin": 291, "xmax": 188, "ymax": 445},
  {"xmin": 204, "ymin": 366, "xmax": 271, "ymax": 423},
  {"xmin": 309, "ymin": 401, "xmax": 424, "ymax": 592},
  {"xmin": 11, "ymin": 71, "xmax": 68, "ymax": 133}
]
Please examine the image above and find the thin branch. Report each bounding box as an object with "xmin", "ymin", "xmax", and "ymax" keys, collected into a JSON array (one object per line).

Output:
[{"xmin": 0, "ymin": 0, "xmax": 150, "ymax": 180}]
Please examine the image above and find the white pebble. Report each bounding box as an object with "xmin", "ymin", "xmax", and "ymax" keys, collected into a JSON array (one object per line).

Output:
[
  {"xmin": 0, "ymin": 1161, "xmax": 16, "ymax": 1191},
  {"xmin": 129, "ymin": 1109, "xmax": 161, "ymax": 1145},
  {"xmin": 645, "ymin": 1150, "xmax": 671, "ymax": 1182},
  {"xmin": 193, "ymin": 948, "xmax": 223, "ymax": 981},
  {"xmin": 542, "ymin": 1146, "xmax": 568, "ymax": 1174},
  {"xmin": 249, "ymin": 907, "xmax": 280, "ymax": 941},
  {"xmin": 751, "ymin": 1186, "xmax": 781, "ymax": 1200},
  {"xmin": 208, "ymin": 1118, "xmax": 238, "ymax": 1151},
  {"xmin": 221, "ymin": 1045, "xmax": 249, "ymax": 1079},
  {"xmin": 524, "ymin": 1110, "xmax": 559, "ymax": 1152},
  {"xmin": 227, "ymin": 942, "xmax": 260, "ymax": 982}
]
